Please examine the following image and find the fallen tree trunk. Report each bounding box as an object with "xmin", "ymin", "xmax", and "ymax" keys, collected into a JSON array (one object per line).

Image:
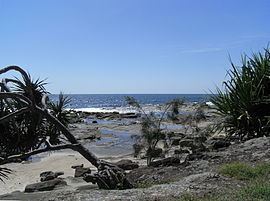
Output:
[{"xmin": 0, "ymin": 66, "xmax": 133, "ymax": 189}]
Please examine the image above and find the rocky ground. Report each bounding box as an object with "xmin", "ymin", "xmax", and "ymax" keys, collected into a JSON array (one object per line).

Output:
[
  {"xmin": 1, "ymin": 136, "xmax": 269, "ymax": 201},
  {"xmin": 1, "ymin": 103, "xmax": 269, "ymax": 201}
]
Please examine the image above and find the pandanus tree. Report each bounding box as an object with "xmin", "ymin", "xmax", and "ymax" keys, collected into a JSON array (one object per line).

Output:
[
  {"xmin": 0, "ymin": 66, "xmax": 132, "ymax": 189},
  {"xmin": 126, "ymin": 96, "xmax": 184, "ymax": 166},
  {"xmin": 211, "ymin": 47, "xmax": 270, "ymax": 140}
]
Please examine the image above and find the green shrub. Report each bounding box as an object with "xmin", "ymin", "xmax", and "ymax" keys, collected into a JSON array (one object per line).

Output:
[
  {"xmin": 211, "ymin": 47, "xmax": 270, "ymax": 140},
  {"xmin": 125, "ymin": 96, "xmax": 184, "ymax": 166}
]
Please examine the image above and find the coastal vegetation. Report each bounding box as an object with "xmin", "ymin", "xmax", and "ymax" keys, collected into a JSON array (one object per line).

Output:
[
  {"xmin": 0, "ymin": 66, "xmax": 132, "ymax": 189},
  {"xmin": 1, "ymin": 46, "xmax": 270, "ymax": 200},
  {"xmin": 179, "ymin": 162, "xmax": 270, "ymax": 201},
  {"xmin": 126, "ymin": 96, "xmax": 184, "ymax": 165},
  {"xmin": 211, "ymin": 47, "xmax": 270, "ymax": 141}
]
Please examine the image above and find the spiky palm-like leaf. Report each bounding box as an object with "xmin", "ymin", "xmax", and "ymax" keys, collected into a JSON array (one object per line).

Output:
[
  {"xmin": 125, "ymin": 96, "xmax": 183, "ymax": 165},
  {"xmin": 0, "ymin": 72, "xmax": 48, "ymax": 155},
  {"xmin": 0, "ymin": 66, "xmax": 133, "ymax": 190},
  {"xmin": 211, "ymin": 47, "xmax": 270, "ymax": 140},
  {"xmin": 47, "ymin": 93, "xmax": 71, "ymax": 144},
  {"xmin": 13, "ymin": 73, "xmax": 47, "ymax": 106},
  {"xmin": 0, "ymin": 167, "xmax": 12, "ymax": 182}
]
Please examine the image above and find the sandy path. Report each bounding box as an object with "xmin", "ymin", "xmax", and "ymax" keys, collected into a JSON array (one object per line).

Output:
[
  {"xmin": 0, "ymin": 150, "xmax": 143, "ymax": 195},
  {"xmin": 0, "ymin": 151, "xmax": 93, "ymax": 195}
]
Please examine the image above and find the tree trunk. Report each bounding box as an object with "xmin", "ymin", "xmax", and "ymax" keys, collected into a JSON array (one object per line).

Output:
[{"xmin": 35, "ymin": 107, "xmax": 101, "ymax": 167}]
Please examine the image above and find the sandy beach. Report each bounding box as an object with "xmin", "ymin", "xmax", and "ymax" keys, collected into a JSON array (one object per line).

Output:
[{"xmin": 0, "ymin": 150, "xmax": 146, "ymax": 195}]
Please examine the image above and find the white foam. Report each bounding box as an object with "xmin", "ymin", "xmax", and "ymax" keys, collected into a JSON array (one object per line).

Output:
[
  {"xmin": 68, "ymin": 104, "xmax": 165, "ymax": 114},
  {"xmin": 205, "ymin": 101, "xmax": 214, "ymax": 106},
  {"xmin": 70, "ymin": 107, "xmax": 137, "ymax": 114}
]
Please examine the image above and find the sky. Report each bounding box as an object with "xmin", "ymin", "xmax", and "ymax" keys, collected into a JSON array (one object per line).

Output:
[{"xmin": 0, "ymin": 0, "xmax": 270, "ymax": 94}]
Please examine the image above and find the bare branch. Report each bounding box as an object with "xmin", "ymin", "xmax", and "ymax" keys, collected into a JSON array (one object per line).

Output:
[
  {"xmin": 34, "ymin": 106, "xmax": 100, "ymax": 167},
  {"xmin": 0, "ymin": 143, "xmax": 81, "ymax": 165},
  {"xmin": 0, "ymin": 66, "xmax": 29, "ymax": 81}
]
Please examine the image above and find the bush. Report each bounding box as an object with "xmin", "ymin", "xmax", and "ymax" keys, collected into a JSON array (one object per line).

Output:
[
  {"xmin": 0, "ymin": 68, "xmax": 71, "ymax": 156},
  {"xmin": 125, "ymin": 96, "xmax": 184, "ymax": 165},
  {"xmin": 211, "ymin": 47, "xmax": 270, "ymax": 140}
]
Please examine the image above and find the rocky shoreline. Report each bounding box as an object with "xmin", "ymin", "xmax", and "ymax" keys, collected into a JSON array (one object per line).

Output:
[
  {"xmin": 1, "ymin": 136, "xmax": 269, "ymax": 200},
  {"xmin": 1, "ymin": 103, "xmax": 267, "ymax": 200}
]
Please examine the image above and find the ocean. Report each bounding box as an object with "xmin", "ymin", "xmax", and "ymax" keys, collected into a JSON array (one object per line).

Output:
[
  {"xmin": 49, "ymin": 94, "xmax": 211, "ymax": 112},
  {"xmin": 46, "ymin": 94, "xmax": 212, "ymax": 157}
]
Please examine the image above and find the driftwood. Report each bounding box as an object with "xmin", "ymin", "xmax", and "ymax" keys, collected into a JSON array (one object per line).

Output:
[{"xmin": 0, "ymin": 66, "xmax": 132, "ymax": 189}]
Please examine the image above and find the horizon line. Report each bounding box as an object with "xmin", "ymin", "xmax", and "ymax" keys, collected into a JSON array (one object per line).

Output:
[{"xmin": 50, "ymin": 93, "xmax": 214, "ymax": 95}]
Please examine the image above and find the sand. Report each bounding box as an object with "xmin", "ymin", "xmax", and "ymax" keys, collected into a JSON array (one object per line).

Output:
[
  {"xmin": 0, "ymin": 149, "xmax": 145, "ymax": 195},
  {"xmin": 0, "ymin": 151, "xmax": 93, "ymax": 195}
]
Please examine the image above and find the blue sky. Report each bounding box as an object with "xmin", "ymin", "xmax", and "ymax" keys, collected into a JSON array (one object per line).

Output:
[{"xmin": 0, "ymin": 0, "xmax": 269, "ymax": 94}]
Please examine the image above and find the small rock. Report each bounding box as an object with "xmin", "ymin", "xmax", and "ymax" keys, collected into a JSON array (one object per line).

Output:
[
  {"xmin": 55, "ymin": 171, "xmax": 64, "ymax": 177},
  {"xmin": 74, "ymin": 166, "xmax": 91, "ymax": 177},
  {"xmin": 92, "ymin": 120, "xmax": 98, "ymax": 124},
  {"xmin": 71, "ymin": 164, "xmax": 84, "ymax": 169},
  {"xmin": 40, "ymin": 171, "xmax": 64, "ymax": 182},
  {"xmin": 210, "ymin": 139, "xmax": 231, "ymax": 150},
  {"xmin": 115, "ymin": 159, "xmax": 139, "ymax": 170},
  {"xmin": 25, "ymin": 178, "xmax": 67, "ymax": 193},
  {"xmin": 149, "ymin": 157, "xmax": 181, "ymax": 167}
]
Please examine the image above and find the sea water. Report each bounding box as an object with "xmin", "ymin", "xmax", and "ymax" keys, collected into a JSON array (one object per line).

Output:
[
  {"xmin": 50, "ymin": 94, "xmax": 211, "ymax": 112},
  {"xmin": 48, "ymin": 94, "xmax": 212, "ymax": 157}
]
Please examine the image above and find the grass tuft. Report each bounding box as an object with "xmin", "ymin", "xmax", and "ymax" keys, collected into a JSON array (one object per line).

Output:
[{"xmin": 219, "ymin": 162, "xmax": 270, "ymax": 180}]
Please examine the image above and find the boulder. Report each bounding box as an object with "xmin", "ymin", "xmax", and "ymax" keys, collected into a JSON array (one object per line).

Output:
[
  {"xmin": 40, "ymin": 171, "xmax": 64, "ymax": 182},
  {"xmin": 210, "ymin": 139, "xmax": 231, "ymax": 150},
  {"xmin": 74, "ymin": 166, "xmax": 91, "ymax": 177},
  {"xmin": 114, "ymin": 159, "xmax": 139, "ymax": 170},
  {"xmin": 149, "ymin": 157, "xmax": 182, "ymax": 167},
  {"xmin": 25, "ymin": 178, "xmax": 67, "ymax": 193}
]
